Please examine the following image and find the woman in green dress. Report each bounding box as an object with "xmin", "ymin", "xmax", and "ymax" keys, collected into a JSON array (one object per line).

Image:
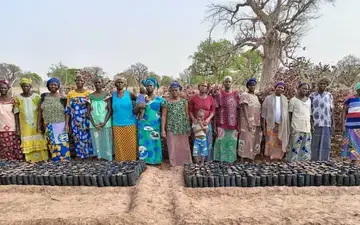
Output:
[
  {"xmin": 136, "ymin": 77, "xmax": 164, "ymax": 164},
  {"xmin": 88, "ymin": 77, "xmax": 113, "ymax": 160}
]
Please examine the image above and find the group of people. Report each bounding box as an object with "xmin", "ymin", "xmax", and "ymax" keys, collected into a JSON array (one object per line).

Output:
[{"xmin": 0, "ymin": 73, "xmax": 358, "ymax": 166}]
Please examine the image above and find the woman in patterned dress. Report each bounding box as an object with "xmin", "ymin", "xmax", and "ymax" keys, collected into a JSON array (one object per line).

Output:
[
  {"xmin": 0, "ymin": 80, "xmax": 23, "ymax": 160},
  {"xmin": 136, "ymin": 77, "xmax": 164, "ymax": 165},
  {"xmin": 161, "ymin": 81, "xmax": 191, "ymax": 166},
  {"xmin": 65, "ymin": 74, "xmax": 93, "ymax": 159},
  {"xmin": 238, "ymin": 78, "xmax": 262, "ymax": 162},
  {"xmin": 112, "ymin": 76, "xmax": 137, "ymax": 161},
  {"xmin": 88, "ymin": 77, "xmax": 113, "ymax": 161},
  {"xmin": 14, "ymin": 78, "xmax": 48, "ymax": 162},
  {"xmin": 213, "ymin": 76, "xmax": 239, "ymax": 163},
  {"xmin": 38, "ymin": 78, "xmax": 70, "ymax": 161}
]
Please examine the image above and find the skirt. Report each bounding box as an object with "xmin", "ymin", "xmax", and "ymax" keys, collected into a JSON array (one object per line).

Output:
[
  {"xmin": 311, "ymin": 126, "xmax": 331, "ymax": 161},
  {"xmin": 166, "ymin": 132, "xmax": 191, "ymax": 166},
  {"xmin": 45, "ymin": 122, "xmax": 70, "ymax": 161},
  {"xmin": 287, "ymin": 131, "xmax": 311, "ymax": 161},
  {"xmin": 213, "ymin": 128, "xmax": 238, "ymax": 163},
  {"xmin": 342, "ymin": 128, "xmax": 360, "ymax": 160},
  {"xmin": 264, "ymin": 124, "xmax": 285, "ymax": 160},
  {"xmin": 238, "ymin": 126, "xmax": 262, "ymax": 160},
  {"xmin": 90, "ymin": 127, "xmax": 113, "ymax": 161},
  {"xmin": 0, "ymin": 131, "xmax": 23, "ymax": 160},
  {"xmin": 113, "ymin": 125, "xmax": 137, "ymax": 161}
]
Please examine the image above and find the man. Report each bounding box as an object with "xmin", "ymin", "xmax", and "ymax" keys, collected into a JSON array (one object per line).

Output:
[
  {"xmin": 261, "ymin": 82, "xmax": 290, "ymax": 161},
  {"xmin": 310, "ymin": 78, "xmax": 334, "ymax": 161}
]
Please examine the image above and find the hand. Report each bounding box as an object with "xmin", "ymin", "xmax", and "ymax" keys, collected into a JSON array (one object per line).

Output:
[
  {"xmin": 161, "ymin": 129, "xmax": 166, "ymax": 139},
  {"xmin": 311, "ymin": 126, "xmax": 315, "ymax": 134},
  {"xmin": 16, "ymin": 127, "xmax": 21, "ymax": 136}
]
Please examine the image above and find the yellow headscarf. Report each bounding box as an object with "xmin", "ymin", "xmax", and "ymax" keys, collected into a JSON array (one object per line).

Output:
[{"xmin": 20, "ymin": 78, "xmax": 32, "ymax": 85}]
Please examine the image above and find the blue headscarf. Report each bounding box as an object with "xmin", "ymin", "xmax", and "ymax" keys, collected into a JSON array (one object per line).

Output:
[
  {"xmin": 141, "ymin": 77, "xmax": 159, "ymax": 88},
  {"xmin": 246, "ymin": 78, "xmax": 257, "ymax": 86},
  {"xmin": 169, "ymin": 80, "xmax": 182, "ymax": 91},
  {"xmin": 47, "ymin": 78, "xmax": 60, "ymax": 90},
  {"xmin": 275, "ymin": 81, "xmax": 285, "ymax": 88}
]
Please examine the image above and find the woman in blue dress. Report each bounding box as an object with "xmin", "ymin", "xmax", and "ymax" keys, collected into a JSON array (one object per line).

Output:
[{"xmin": 135, "ymin": 77, "xmax": 164, "ymax": 164}]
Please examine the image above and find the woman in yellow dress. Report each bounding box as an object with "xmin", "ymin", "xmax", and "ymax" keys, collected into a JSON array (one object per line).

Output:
[{"xmin": 14, "ymin": 78, "xmax": 48, "ymax": 162}]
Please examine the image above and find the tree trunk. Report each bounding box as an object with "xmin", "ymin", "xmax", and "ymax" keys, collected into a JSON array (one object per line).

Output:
[{"xmin": 261, "ymin": 42, "xmax": 281, "ymax": 84}]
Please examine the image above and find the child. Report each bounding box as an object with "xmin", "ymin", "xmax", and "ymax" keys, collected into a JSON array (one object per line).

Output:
[
  {"xmin": 192, "ymin": 109, "xmax": 208, "ymax": 164},
  {"xmin": 136, "ymin": 86, "xmax": 147, "ymax": 120}
]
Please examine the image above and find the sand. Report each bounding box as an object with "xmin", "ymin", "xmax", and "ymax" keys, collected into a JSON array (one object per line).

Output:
[{"xmin": 1, "ymin": 166, "xmax": 360, "ymax": 225}]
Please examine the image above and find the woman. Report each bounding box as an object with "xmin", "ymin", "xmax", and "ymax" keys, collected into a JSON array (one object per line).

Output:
[
  {"xmin": 0, "ymin": 80, "xmax": 23, "ymax": 160},
  {"xmin": 287, "ymin": 82, "xmax": 312, "ymax": 161},
  {"xmin": 38, "ymin": 78, "xmax": 70, "ymax": 161},
  {"xmin": 14, "ymin": 78, "xmax": 48, "ymax": 162},
  {"xmin": 136, "ymin": 77, "xmax": 164, "ymax": 164},
  {"xmin": 342, "ymin": 82, "xmax": 360, "ymax": 162},
  {"xmin": 238, "ymin": 78, "xmax": 262, "ymax": 161},
  {"xmin": 310, "ymin": 78, "xmax": 334, "ymax": 161},
  {"xmin": 161, "ymin": 81, "xmax": 191, "ymax": 166},
  {"xmin": 213, "ymin": 76, "xmax": 239, "ymax": 163},
  {"xmin": 65, "ymin": 74, "xmax": 93, "ymax": 159},
  {"xmin": 261, "ymin": 82, "xmax": 290, "ymax": 161},
  {"xmin": 88, "ymin": 77, "xmax": 113, "ymax": 161},
  {"xmin": 112, "ymin": 76, "xmax": 137, "ymax": 161},
  {"xmin": 188, "ymin": 81, "xmax": 215, "ymax": 160}
]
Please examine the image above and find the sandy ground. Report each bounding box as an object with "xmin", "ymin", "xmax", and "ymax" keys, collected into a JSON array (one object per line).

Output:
[{"xmin": 1, "ymin": 166, "xmax": 360, "ymax": 225}]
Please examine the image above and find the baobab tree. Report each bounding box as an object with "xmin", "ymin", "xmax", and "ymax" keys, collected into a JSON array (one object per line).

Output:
[
  {"xmin": 125, "ymin": 63, "xmax": 149, "ymax": 87},
  {"xmin": 206, "ymin": 0, "xmax": 335, "ymax": 84}
]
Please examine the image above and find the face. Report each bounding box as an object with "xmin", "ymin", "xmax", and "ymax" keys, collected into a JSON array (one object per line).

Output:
[
  {"xmin": 94, "ymin": 78, "xmax": 103, "ymax": 91},
  {"xmin": 197, "ymin": 112, "xmax": 205, "ymax": 121},
  {"xmin": 146, "ymin": 84, "xmax": 154, "ymax": 94},
  {"xmin": 274, "ymin": 85, "xmax": 284, "ymax": 95},
  {"xmin": 198, "ymin": 84, "xmax": 207, "ymax": 93},
  {"xmin": 21, "ymin": 84, "xmax": 31, "ymax": 94},
  {"xmin": 48, "ymin": 82, "xmax": 59, "ymax": 93},
  {"xmin": 75, "ymin": 77, "xmax": 84, "ymax": 88},
  {"xmin": 318, "ymin": 81, "xmax": 327, "ymax": 92},
  {"xmin": 115, "ymin": 79, "xmax": 125, "ymax": 90},
  {"xmin": 170, "ymin": 87, "xmax": 180, "ymax": 98},
  {"xmin": 299, "ymin": 84, "xmax": 309, "ymax": 96},
  {"xmin": 223, "ymin": 79, "xmax": 232, "ymax": 89},
  {"xmin": 0, "ymin": 84, "xmax": 9, "ymax": 96},
  {"xmin": 247, "ymin": 84, "xmax": 256, "ymax": 92}
]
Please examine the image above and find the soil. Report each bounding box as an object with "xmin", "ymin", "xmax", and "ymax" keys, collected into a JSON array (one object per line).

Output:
[{"xmin": 1, "ymin": 166, "xmax": 360, "ymax": 225}]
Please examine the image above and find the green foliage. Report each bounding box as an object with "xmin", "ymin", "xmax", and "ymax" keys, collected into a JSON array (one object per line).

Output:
[
  {"xmin": 160, "ymin": 75, "xmax": 173, "ymax": 86},
  {"xmin": 17, "ymin": 72, "xmax": 43, "ymax": 87},
  {"xmin": 47, "ymin": 62, "xmax": 78, "ymax": 86},
  {"xmin": 230, "ymin": 50, "xmax": 263, "ymax": 85}
]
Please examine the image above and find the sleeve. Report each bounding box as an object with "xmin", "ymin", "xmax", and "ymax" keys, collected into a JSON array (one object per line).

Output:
[
  {"xmin": 161, "ymin": 99, "xmax": 168, "ymax": 108},
  {"xmin": 239, "ymin": 93, "xmax": 249, "ymax": 105},
  {"xmin": 344, "ymin": 96, "xmax": 352, "ymax": 106},
  {"xmin": 288, "ymin": 98, "xmax": 294, "ymax": 113},
  {"xmin": 13, "ymin": 96, "xmax": 20, "ymax": 114},
  {"xmin": 261, "ymin": 96, "xmax": 267, "ymax": 119},
  {"xmin": 209, "ymin": 96, "xmax": 215, "ymax": 114},
  {"xmin": 329, "ymin": 93, "xmax": 334, "ymax": 109}
]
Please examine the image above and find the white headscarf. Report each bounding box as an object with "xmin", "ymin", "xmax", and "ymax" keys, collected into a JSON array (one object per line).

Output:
[{"xmin": 223, "ymin": 76, "xmax": 232, "ymax": 82}]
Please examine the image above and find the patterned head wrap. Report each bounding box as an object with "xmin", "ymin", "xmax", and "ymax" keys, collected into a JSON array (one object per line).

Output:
[
  {"xmin": 47, "ymin": 78, "xmax": 60, "ymax": 90},
  {"xmin": 223, "ymin": 76, "xmax": 232, "ymax": 82},
  {"xmin": 355, "ymin": 82, "xmax": 360, "ymax": 91},
  {"xmin": 246, "ymin": 78, "xmax": 257, "ymax": 86},
  {"xmin": 0, "ymin": 80, "xmax": 10, "ymax": 88},
  {"xmin": 20, "ymin": 78, "xmax": 32, "ymax": 85},
  {"xmin": 141, "ymin": 77, "xmax": 159, "ymax": 88},
  {"xmin": 275, "ymin": 81, "xmax": 285, "ymax": 88},
  {"xmin": 169, "ymin": 80, "xmax": 182, "ymax": 91}
]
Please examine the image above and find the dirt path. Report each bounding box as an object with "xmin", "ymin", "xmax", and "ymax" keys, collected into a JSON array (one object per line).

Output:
[{"xmin": 1, "ymin": 166, "xmax": 360, "ymax": 225}]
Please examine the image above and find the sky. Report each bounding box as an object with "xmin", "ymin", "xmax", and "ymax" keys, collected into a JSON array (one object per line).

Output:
[{"xmin": 1, "ymin": 0, "xmax": 360, "ymax": 80}]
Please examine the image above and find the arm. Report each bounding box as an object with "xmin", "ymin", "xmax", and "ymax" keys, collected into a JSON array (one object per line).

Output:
[
  {"xmin": 15, "ymin": 114, "xmax": 20, "ymax": 136},
  {"xmin": 342, "ymin": 104, "xmax": 349, "ymax": 132},
  {"xmin": 65, "ymin": 94, "xmax": 71, "ymax": 132},
  {"xmin": 185, "ymin": 101, "xmax": 190, "ymax": 122},
  {"xmin": 206, "ymin": 96, "xmax": 215, "ymax": 124},
  {"xmin": 241, "ymin": 103, "xmax": 252, "ymax": 129},
  {"xmin": 102, "ymin": 97, "xmax": 113, "ymax": 126},
  {"xmin": 161, "ymin": 106, "xmax": 168, "ymax": 138},
  {"xmin": 129, "ymin": 91, "xmax": 137, "ymax": 101},
  {"xmin": 37, "ymin": 102, "xmax": 43, "ymax": 133},
  {"xmin": 87, "ymin": 102, "xmax": 97, "ymax": 128}
]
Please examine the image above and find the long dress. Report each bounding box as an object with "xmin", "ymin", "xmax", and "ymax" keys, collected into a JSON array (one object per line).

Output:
[
  {"xmin": 66, "ymin": 90, "xmax": 93, "ymax": 158},
  {"xmin": 213, "ymin": 91, "xmax": 239, "ymax": 163},
  {"xmin": 112, "ymin": 90, "xmax": 137, "ymax": 161},
  {"xmin": 342, "ymin": 95, "xmax": 360, "ymax": 160},
  {"xmin": 41, "ymin": 95, "xmax": 70, "ymax": 161},
  {"xmin": 138, "ymin": 96, "xmax": 164, "ymax": 164},
  {"xmin": 0, "ymin": 98, "xmax": 23, "ymax": 160},
  {"xmin": 163, "ymin": 98, "xmax": 191, "ymax": 166},
  {"xmin": 14, "ymin": 93, "xmax": 48, "ymax": 162},
  {"xmin": 238, "ymin": 92, "xmax": 262, "ymax": 160},
  {"xmin": 89, "ymin": 93, "xmax": 113, "ymax": 161}
]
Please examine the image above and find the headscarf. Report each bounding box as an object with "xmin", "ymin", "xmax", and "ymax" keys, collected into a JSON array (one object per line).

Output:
[
  {"xmin": 47, "ymin": 78, "xmax": 60, "ymax": 90},
  {"xmin": 114, "ymin": 75, "xmax": 126, "ymax": 83},
  {"xmin": 223, "ymin": 76, "xmax": 232, "ymax": 82},
  {"xmin": 141, "ymin": 77, "xmax": 159, "ymax": 88},
  {"xmin": 246, "ymin": 78, "xmax": 257, "ymax": 86},
  {"xmin": 0, "ymin": 80, "xmax": 10, "ymax": 88},
  {"xmin": 298, "ymin": 81, "xmax": 308, "ymax": 88},
  {"xmin": 318, "ymin": 77, "xmax": 330, "ymax": 85},
  {"xmin": 275, "ymin": 81, "xmax": 285, "ymax": 88},
  {"xmin": 19, "ymin": 78, "xmax": 32, "ymax": 85},
  {"xmin": 355, "ymin": 82, "xmax": 360, "ymax": 91},
  {"xmin": 169, "ymin": 80, "xmax": 182, "ymax": 91}
]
